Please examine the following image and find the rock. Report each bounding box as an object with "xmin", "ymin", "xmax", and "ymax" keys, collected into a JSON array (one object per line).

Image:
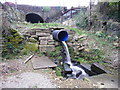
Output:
[
  {"xmin": 47, "ymin": 40, "xmax": 55, "ymax": 45},
  {"xmin": 54, "ymin": 41, "xmax": 60, "ymax": 46},
  {"xmin": 63, "ymin": 63, "xmax": 72, "ymax": 77},
  {"xmin": 113, "ymin": 43, "xmax": 119, "ymax": 47},
  {"xmin": 30, "ymin": 31, "xmax": 36, "ymax": 35},
  {"xmin": 83, "ymin": 77, "xmax": 90, "ymax": 82},
  {"xmin": 78, "ymin": 34, "xmax": 87, "ymax": 39},
  {"xmin": 40, "ymin": 40, "xmax": 47, "ymax": 45},
  {"xmin": 112, "ymin": 60, "xmax": 119, "ymax": 68},
  {"xmin": 39, "ymin": 35, "xmax": 53, "ymax": 40},
  {"xmin": 36, "ymin": 32, "xmax": 50, "ymax": 36},
  {"xmin": 28, "ymin": 38, "xmax": 38, "ymax": 43},
  {"xmin": 74, "ymin": 86, "xmax": 78, "ymax": 88},
  {"xmin": 31, "ymin": 35, "xmax": 38, "ymax": 38},
  {"xmin": 60, "ymin": 78, "xmax": 67, "ymax": 81},
  {"xmin": 78, "ymin": 47, "xmax": 85, "ymax": 51},
  {"xmin": 91, "ymin": 63, "xmax": 107, "ymax": 75}
]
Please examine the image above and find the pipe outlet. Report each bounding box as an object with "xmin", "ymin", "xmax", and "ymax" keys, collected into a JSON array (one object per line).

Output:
[{"xmin": 52, "ymin": 30, "xmax": 68, "ymax": 41}]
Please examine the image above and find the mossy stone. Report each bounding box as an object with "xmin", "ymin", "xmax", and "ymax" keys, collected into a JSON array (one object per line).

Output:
[
  {"xmin": 24, "ymin": 42, "xmax": 38, "ymax": 53},
  {"xmin": 28, "ymin": 38, "xmax": 38, "ymax": 43}
]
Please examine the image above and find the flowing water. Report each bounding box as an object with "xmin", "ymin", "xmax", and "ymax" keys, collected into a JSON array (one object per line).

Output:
[
  {"xmin": 62, "ymin": 41, "xmax": 88, "ymax": 79},
  {"xmin": 62, "ymin": 41, "xmax": 72, "ymax": 65}
]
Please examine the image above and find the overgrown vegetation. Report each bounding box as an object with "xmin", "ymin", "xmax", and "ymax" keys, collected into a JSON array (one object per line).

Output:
[
  {"xmin": 2, "ymin": 29, "xmax": 24, "ymax": 59},
  {"xmin": 95, "ymin": 31, "xmax": 118, "ymax": 43},
  {"xmin": 75, "ymin": 11, "xmax": 88, "ymax": 29},
  {"xmin": 2, "ymin": 28, "xmax": 39, "ymax": 60},
  {"xmin": 107, "ymin": 2, "xmax": 119, "ymax": 22},
  {"xmin": 73, "ymin": 48, "xmax": 106, "ymax": 64}
]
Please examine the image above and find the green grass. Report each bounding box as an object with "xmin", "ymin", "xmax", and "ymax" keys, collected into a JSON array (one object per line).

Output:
[
  {"xmin": 20, "ymin": 23, "xmax": 64, "ymax": 29},
  {"xmin": 66, "ymin": 26, "xmax": 86, "ymax": 35}
]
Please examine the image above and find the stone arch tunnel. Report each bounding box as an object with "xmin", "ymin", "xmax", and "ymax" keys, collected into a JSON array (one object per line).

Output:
[{"xmin": 26, "ymin": 13, "xmax": 44, "ymax": 23}]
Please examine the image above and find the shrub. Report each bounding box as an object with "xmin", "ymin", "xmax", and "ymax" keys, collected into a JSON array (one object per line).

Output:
[{"xmin": 75, "ymin": 11, "xmax": 88, "ymax": 29}]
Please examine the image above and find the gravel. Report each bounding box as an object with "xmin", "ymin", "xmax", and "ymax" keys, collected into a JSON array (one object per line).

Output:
[{"xmin": 0, "ymin": 72, "xmax": 57, "ymax": 88}]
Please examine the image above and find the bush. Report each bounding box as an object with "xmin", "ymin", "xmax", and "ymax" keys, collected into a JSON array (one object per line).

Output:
[{"xmin": 75, "ymin": 11, "xmax": 88, "ymax": 29}]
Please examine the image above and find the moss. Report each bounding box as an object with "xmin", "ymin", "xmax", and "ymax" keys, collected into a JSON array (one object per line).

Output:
[
  {"xmin": 24, "ymin": 42, "xmax": 38, "ymax": 53},
  {"xmin": 21, "ymin": 48, "xmax": 27, "ymax": 55},
  {"xmin": 2, "ymin": 29, "xmax": 24, "ymax": 59},
  {"xmin": 57, "ymin": 56, "xmax": 63, "ymax": 60},
  {"xmin": 28, "ymin": 38, "xmax": 38, "ymax": 43},
  {"xmin": 10, "ymin": 29, "xmax": 18, "ymax": 34},
  {"xmin": 55, "ymin": 66, "xmax": 62, "ymax": 76}
]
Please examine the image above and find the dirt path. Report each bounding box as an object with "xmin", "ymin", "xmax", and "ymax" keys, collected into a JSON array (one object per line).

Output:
[
  {"xmin": 0, "ymin": 55, "xmax": 118, "ymax": 88},
  {"xmin": 1, "ymin": 72, "xmax": 56, "ymax": 88},
  {"xmin": 0, "ymin": 57, "xmax": 95, "ymax": 88}
]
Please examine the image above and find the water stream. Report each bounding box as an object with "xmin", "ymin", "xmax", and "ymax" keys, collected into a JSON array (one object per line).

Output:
[
  {"xmin": 62, "ymin": 41, "xmax": 72, "ymax": 65},
  {"xmin": 62, "ymin": 41, "xmax": 88, "ymax": 79}
]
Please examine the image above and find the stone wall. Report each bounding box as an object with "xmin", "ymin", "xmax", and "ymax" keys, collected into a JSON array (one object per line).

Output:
[
  {"xmin": 17, "ymin": 5, "xmax": 64, "ymax": 22},
  {"xmin": 24, "ymin": 28, "xmax": 75, "ymax": 52}
]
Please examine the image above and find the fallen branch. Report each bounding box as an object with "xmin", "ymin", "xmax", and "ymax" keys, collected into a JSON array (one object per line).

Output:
[{"xmin": 24, "ymin": 54, "xmax": 34, "ymax": 64}]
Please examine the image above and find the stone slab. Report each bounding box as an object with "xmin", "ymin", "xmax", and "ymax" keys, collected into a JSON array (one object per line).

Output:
[
  {"xmin": 47, "ymin": 40, "xmax": 55, "ymax": 45},
  {"xmin": 36, "ymin": 33, "xmax": 50, "ymax": 36},
  {"xmin": 36, "ymin": 29, "xmax": 51, "ymax": 33},
  {"xmin": 31, "ymin": 56, "xmax": 57, "ymax": 69},
  {"xmin": 39, "ymin": 35, "xmax": 53, "ymax": 40},
  {"xmin": 91, "ymin": 63, "xmax": 107, "ymax": 74},
  {"xmin": 89, "ymin": 74, "xmax": 118, "ymax": 88},
  {"xmin": 40, "ymin": 40, "xmax": 47, "ymax": 45}
]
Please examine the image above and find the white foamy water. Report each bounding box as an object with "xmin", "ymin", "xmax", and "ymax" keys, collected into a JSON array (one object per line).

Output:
[
  {"xmin": 62, "ymin": 41, "xmax": 72, "ymax": 65},
  {"xmin": 62, "ymin": 41, "xmax": 88, "ymax": 79}
]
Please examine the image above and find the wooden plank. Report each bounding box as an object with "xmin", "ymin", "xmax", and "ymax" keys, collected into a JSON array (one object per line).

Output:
[{"xmin": 24, "ymin": 54, "xmax": 34, "ymax": 64}]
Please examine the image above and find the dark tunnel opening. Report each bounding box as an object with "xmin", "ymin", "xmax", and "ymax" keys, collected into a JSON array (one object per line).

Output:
[{"xmin": 26, "ymin": 13, "xmax": 44, "ymax": 23}]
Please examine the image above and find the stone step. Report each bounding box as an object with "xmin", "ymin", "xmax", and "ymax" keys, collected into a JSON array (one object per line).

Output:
[
  {"xmin": 47, "ymin": 40, "xmax": 55, "ymax": 45},
  {"xmin": 36, "ymin": 32, "xmax": 50, "ymax": 36},
  {"xmin": 39, "ymin": 35, "xmax": 53, "ymax": 40},
  {"xmin": 0, "ymin": 41, "xmax": 2, "ymax": 44},
  {"xmin": 39, "ymin": 45, "xmax": 55, "ymax": 52},
  {"xmin": 0, "ymin": 44, "xmax": 3, "ymax": 47},
  {"xmin": 29, "ymin": 31, "xmax": 36, "ymax": 35},
  {"xmin": 39, "ymin": 40, "xmax": 47, "ymax": 45},
  {"xmin": 35, "ymin": 29, "xmax": 51, "ymax": 33},
  {"xmin": 39, "ymin": 39, "xmax": 55, "ymax": 45}
]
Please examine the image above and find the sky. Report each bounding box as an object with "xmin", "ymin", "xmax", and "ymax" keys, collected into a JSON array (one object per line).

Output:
[{"xmin": 0, "ymin": 0, "xmax": 91, "ymax": 8}]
